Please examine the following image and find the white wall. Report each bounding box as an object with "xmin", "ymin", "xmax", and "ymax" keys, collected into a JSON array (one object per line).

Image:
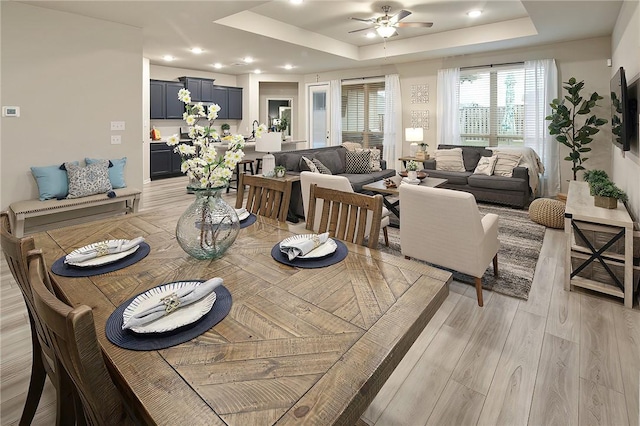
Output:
[
  {"xmin": 1, "ymin": 2, "xmax": 143, "ymax": 209},
  {"xmin": 611, "ymin": 0, "xmax": 640, "ymax": 221},
  {"xmin": 304, "ymin": 37, "xmax": 613, "ymax": 194}
]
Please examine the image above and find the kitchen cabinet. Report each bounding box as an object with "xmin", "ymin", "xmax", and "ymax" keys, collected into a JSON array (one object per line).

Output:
[
  {"xmin": 210, "ymin": 86, "xmax": 243, "ymax": 120},
  {"xmin": 150, "ymin": 80, "xmax": 185, "ymax": 120},
  {"xmin": 150, "ymin": 143, "xmax": 185, "ymax": 180},
  {"xmin": 179, "ymin": 77, "xmax": 215, "ymax": 102}
]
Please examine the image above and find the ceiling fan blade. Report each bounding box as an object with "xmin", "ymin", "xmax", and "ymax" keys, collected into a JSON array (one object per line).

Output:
[
  {"xmin": 350, "ymin": 17, "xmax": 375, "ymax": 23},
  {"xmin": 348, "ymin": 27, "xmax": 374, "ymax": 34},
  {"xmin": 397, "ymin": 22, "xmax": 434, "ymax": 28},
  {"xmin": 389, "ymin": 9, "xmax": 411, "ymax": 24}
]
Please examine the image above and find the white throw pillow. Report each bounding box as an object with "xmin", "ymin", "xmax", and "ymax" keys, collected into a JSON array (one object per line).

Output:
[
  {"xmin": 435, "ymin": 148, "xmax": 466, "ymax": 172},
  {"xmin": 341, "ymin": 141, "xmax": 362, "ymax": 151},
  {"xmin": 493, "ymin": 152, "xmax": 522, "ymax": 177},
  {"xmin": 301, "ymin": 156, "xmax": 319, "ymax": 173},
  {"xmin": 474, "ymin": 155, "xmax": 498, "ymax": 176}
]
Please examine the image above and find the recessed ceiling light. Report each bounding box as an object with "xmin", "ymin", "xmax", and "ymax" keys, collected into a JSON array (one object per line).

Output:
[
  {"xmin": 284, "ymin": 64, "xmax": 293, "ymax": 70},
  {"xmin": 254, "ymin": 69, "xmax": 261, "ymax": 74},
  {"xmin": 467, "ymin": 10, "xmax": 482, "ymax": 18},
  {"xmin": 162, "ymin": 55, "xmax": 175, "ymax": 62},
  {"xmin": 190, "ymin": 47, "xmax": 203, "ymax": 54},
  {"xmin": 365, "ymin": 32, "xmax": 376, "ymax": 39},
  {"xmin": 213, "ymin": 63, "xmax": 223, "ymax": 69},
  {"xmin": 290, "ymin": 0, "xmax": 303, "ymax": 4},
  {"xmin": 244, "ymin": 56, "xmax": 254, "ymax": 63}
]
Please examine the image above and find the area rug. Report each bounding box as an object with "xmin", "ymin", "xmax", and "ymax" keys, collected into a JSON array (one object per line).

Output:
[{"xmin": 377, "ymin": 204, "xmax": 546, "ymax": 300}]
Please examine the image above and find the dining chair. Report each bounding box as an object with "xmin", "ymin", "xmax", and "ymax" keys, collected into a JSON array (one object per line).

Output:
[
  {"xmin": 27, "ymin": 250, "xmax": 136, "ymax": 425},
  {"xmin": 0, "ymin": 211, "xmax": 77, "ymax": 426},
  {"xmin": 306, "ymin": 183, "xmax": 383, "ymax": 249},
  {"xmin": 235, "ymin": 173, "xmax": 293, "ymax": 222},
  {"xmin": 300, "ymin": 172, "xmax": 389, "ymax": 246},
  {"xmin": 399, "ymin": 185, "xmax": 499, "ymax": 306}
]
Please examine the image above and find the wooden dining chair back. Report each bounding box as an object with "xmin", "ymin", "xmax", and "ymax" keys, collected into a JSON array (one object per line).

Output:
[
  {"xmin": 27, "ymin": 250, "xmax": 135, "ymax": 425},
  {"xmin": 235, "ymin": 173, "xmax": 293, "ymax": 222},
  {"xmin": 306, "ymin": 184, "xmax": 383, "ymax": 249},
  {"xmin": 0, "ymin": 211, "xmax": 77, "ymax": 425}
]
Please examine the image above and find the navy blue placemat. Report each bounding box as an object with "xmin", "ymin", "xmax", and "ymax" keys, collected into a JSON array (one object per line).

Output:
[
  {"xmin": 105, "ymin": 282, "xmax": 232, "ymax": 351},
  {"xmin": 270, "ymin": 239, "xmax": 348, "ymax": 269},
  {"xmin": 239, "ymin": 213, "xmax": 257, "ymax": 229},
  {"xmin": 51, "ymin": 242, "xmax": 151, "ymax": 277}
]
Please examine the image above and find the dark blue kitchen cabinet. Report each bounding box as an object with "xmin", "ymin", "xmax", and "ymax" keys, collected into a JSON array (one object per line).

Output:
[
  {"xmin": 211, "ymin": 87, "xmax": 229, "ymax": 119},
  {"xmin": 150, "ymin": 80, "xmax": 185, "ymax": 119},
  {"xmin": 165, "ymin": 82, "xmax": 186, "ymax": 119},
  {"xmin": 150, "ymin": 143, "xmax": 187, "ymax": 180},
  {"xmin": 179, "ymin": 77, "xmax": 215, "ymax": 102},
  {"xmin": 227, "ymin": 87, "xmax": 243, "ymax": 120},
  {"xmin": 150, "ymin": 80, "xmax": 166, "ymax": 119}
]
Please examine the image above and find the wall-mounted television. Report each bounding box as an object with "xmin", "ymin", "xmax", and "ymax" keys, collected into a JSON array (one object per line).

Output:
[{"xmin": 610, "ymin": 67, "xmax": 637, "ymax": 152}]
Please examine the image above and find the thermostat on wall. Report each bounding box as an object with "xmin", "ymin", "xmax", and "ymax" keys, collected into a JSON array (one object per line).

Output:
[{"xmin": 2, "ymin": 106, "xmax": 20, "ymax": 117}]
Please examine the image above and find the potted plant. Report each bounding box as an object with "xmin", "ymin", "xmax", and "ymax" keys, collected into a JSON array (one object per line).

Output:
[
  {"xmin": 406, "ymin": 160, "xmax": 419, "ymax": 180},
  {"xmin": 591, "ymin": 180, "xmax": 628, "ymax": 209},
  {"xmin": 276, "ymin": 117, "xmax": 288, "ymax": 140},
  {"xmin": 220, "ymin": 123, "xmax": 231, "ymax": 136},
  {"xmin": 416, "ymin": 142, "xmax": 429, "ymax": 160},
  {"xmin": 583, "ymin": 169, "xmax": 609, "ymax": 195},
  {"xmin": 546, "ymin": 77, "xmax": 608, "ymax": 180},
  {"xmin": 273, "ymin": 165, "xmax": 287, "ymax": 178}
]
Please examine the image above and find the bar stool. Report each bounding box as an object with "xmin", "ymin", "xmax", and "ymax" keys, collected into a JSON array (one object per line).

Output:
[
  {"xmin": 255, "ymin": 158, "xmax": 263, "ymax": 175},
  {"xmin": 227, "ymin": 159, "xmax": 255, "ymax": 193}
]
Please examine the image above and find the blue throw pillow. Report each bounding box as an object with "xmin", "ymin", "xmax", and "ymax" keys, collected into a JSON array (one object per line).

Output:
[
  {"xmin": 85, "ymin": 157, "xmax": 127, "ymax": 188},
  {"xmin": 30, "ymin": 162, "xmax": 78, "ymax": 201}
]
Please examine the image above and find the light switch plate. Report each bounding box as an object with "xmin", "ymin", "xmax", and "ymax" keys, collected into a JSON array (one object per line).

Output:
[
  {"xmin": 110, "ymin": 121, "xmax": 125, "ymax": 131},
  {"xmin": 111, "ymin": 135, "xmax": 122, "ymax": 145},
  {"xmin": 2, "ymin": 106, "xmax": 20, "ymax": 117}
]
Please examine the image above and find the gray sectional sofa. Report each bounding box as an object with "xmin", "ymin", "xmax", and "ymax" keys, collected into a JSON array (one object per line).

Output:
[
  {"xmin": 274, "ymin": 145, "xmax": 396, "ymax": 218},
  {"xmin": 423, "ymin": 144, "xmax": 531, "ymax": 208}
]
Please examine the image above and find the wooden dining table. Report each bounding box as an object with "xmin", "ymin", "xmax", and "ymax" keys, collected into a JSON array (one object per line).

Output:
[{"xmin": 34, "ymin": 210, "xmax": 451, "ymax": 425}]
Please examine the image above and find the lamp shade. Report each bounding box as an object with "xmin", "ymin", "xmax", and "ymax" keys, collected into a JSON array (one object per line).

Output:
[
  {"xmin": 405, "ymin": 128, "xmax": 423, "ymax": 142},
  {"xmin": 376, "ymin": 25, "xmax": 396, "ymax": 38},
  {"xmin": 255, "ymin": 132, "xmax": 282, "ymax": 153}
]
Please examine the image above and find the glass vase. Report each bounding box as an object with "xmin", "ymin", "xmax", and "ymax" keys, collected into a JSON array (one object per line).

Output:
[{"xmin": 176, "ymin": 188, "xmax": 240, "ymax": 260}]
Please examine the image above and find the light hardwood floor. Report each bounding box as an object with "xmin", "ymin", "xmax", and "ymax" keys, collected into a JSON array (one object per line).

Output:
[{"xmin": 1, "ymin": 177, "xmax": 639, "ymax": 426}]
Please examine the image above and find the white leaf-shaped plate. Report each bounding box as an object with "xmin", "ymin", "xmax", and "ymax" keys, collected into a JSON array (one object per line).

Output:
[
  {"xmin": 66, "ymin": 240, "xmax": 140, "ymax": 267},
  {"xmin": 123, "ymin": 281, "xmax": 217, "ymax": 334},
  {"xmin": 280, "ymin": 235, "xmax": 338, "ymax": 259}
]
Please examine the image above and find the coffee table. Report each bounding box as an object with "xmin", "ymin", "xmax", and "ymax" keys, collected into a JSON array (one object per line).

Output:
[{"xmin": 362, "ymin": 175, "xmax": 448, "ymax": 226}]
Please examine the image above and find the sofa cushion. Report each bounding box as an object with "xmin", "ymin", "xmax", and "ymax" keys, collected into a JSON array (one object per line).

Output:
[
  {"xmin": 312, "ymin": 158, "xmax": 332, "ymax": 174},
  {"xmin": 473, "ymin": 155, "xmax": 497, "ymax": 176},
  {"xmin": 277, "ymin": 152, "xmax": 306, "ymax": 172},
  {"xmin": 493, "ymin": 152, "xmax": 522, "ymax": 177},
  {"xmin": 439, "ymin": 145, "xmax": 493, "ymax": 171},
  {"xmin": 425, "ymin": 170, "xmax": 472, "ymax": 185},
  {"xmin": 86, "ymin": 157, "xmax": 127, "ymax": 188},
  {"xmin": 339, "ymin": 173, "xmax": 376, "ymax": 192},
  {"xmin": 468, "ymin": 174, "xmax": 527, "ymax": 191},
  {"xmin": 345, "ymin": 151, "xmax": 372, "ymax": 174},
  {"xmin": 315, "ymin": 150, "xmax": 344, "ymax": 174},
  {"xmin": 300, "ymin": 156, "xmax": 319, "ymax": 173},
  {"xmin": 356, "ymin": 147, "xmax": 382, "ymax": 172},
  {"xmin": 31, "ymin": 162, "xmax": 78, "ymax": 201},
  {"xmin": 435, "ymin": 148, "xmax": 465, "ymax": 172}
]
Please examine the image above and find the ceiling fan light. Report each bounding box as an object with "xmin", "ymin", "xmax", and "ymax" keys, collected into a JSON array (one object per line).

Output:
[
  {"xmin": 365, "ymin": 32, "xmax": 376, "ymax": 38},
  {"xmin": 376, "ymin": 25, "xmax": 396, "ymax": 38}
]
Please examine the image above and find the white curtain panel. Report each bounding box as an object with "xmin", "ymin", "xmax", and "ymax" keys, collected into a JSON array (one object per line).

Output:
[
  {"xmin": 524, "ymin": 59, "xmax": 559, "ymax": 197},
  {"xmin": 329, "ymin": 79, "xmax": 342, "ymax": 146},
  {"xmin": 384, "ymin": 74, "xmax": 402, "ymax": 170},
  {"xmin": 436, "ymin": 68, "xmax": 461, "ymax": 146}
]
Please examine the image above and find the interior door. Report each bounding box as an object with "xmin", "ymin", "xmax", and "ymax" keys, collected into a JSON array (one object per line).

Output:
[{"xmin": 308, "ymin": 84, "xmax": 330, "ymax": 148}]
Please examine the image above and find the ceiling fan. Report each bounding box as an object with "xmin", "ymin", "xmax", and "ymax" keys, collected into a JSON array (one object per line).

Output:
[{"xmin": 349, "ymin": 5, "xmax": 433, "ymax": 38}]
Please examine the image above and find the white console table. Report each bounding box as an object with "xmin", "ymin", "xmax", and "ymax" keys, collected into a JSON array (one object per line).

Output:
[{"xmin": 564, "ymin": 181, "xmax": 634, "ymax": 308}]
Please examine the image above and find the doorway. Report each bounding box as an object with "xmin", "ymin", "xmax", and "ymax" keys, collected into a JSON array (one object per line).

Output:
[{"xmin": 308, "ymin": 84, "xmax": 330, "ymax": 148}]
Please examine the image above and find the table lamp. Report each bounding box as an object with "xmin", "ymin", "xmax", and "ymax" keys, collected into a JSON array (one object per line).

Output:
[
  {"xmin": 405, "ymin": 128, "xmax": 423, "ymax": 157},
  {"xmin": 255, "ymin": 132, "xmax": 282, "ymax": 176}
]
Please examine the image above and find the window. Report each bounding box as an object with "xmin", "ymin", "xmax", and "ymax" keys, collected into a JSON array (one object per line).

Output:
[
  {"xmin": 459, "ymin": 66, "xmax": 525, "ymax": 146},
  {"xmin": 341, "ymin": 80, "xmax": 385, "ymax": 147}
]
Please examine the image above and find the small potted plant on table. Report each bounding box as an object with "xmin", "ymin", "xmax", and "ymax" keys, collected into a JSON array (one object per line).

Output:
[
  {"xmin": 406, "ymin": 160, "xmax": 419, "ymax": 181},
  {"xmin": 273, "ymin": 165, "xmax": 287, "ymax": 178}
]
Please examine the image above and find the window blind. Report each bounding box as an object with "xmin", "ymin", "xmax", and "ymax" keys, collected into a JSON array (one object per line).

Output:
[
  {"xmin": 341, "ymin": 81, "xmax": 385, "ymax": 147},
  {"xmin": 459, "ymin": 67, "xmax": 525, "ymax": 146}
]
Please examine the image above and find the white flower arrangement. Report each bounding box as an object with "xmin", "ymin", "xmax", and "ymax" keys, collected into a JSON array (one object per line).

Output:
[
  {"xmin": 406, "ymin": 160, "xmax": 420, "ymax": 171},
  {"xmin": 167, "ymin": 88, "xmax": 267, "ymax": 189}
]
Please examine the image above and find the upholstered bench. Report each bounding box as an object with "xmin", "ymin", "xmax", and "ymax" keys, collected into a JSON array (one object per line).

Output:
[
  {"xmin": 529, "ymin": 198, "xmax": 565, "ymax": 229},
  {"xmin": 9, "ymin": 188, "xmax": 141, "ymax": 237}
]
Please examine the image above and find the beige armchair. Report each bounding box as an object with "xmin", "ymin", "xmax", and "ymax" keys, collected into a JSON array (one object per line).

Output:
[
  {"xmin": 300, "ymin": 171, "xmax": 389, "ymax": 246},
  {"xmin": 399, "ymin": 185, "xmax": 499, "ymax": 306}
]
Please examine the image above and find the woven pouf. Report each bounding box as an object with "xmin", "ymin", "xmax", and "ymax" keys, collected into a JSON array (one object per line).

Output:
[{"xmin": 529, "ymin": 198, "xmax": 565, "ymax": 229}]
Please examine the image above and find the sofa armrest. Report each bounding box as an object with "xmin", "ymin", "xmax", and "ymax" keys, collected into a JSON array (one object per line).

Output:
[
  {"xmin": 423, "ymin": 159, "xmax": 436, "ymax": 170},
  {"xmin": 512, "ymin": 166, "xmax": 529, "ymax": 182},
  {"xmin": 380, "ymin": 159, "xmax": 387, "ymax": 170}
]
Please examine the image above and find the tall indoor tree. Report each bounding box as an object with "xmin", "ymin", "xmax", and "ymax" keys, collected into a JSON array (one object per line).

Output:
[{"xmin": 546, "ymin": 77, "xmax": 608, "ymax": 180}]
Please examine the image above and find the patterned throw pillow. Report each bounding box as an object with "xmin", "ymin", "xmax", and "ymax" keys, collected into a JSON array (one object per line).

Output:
[
  {"xmin": 435, "ymin": 148, "xmax": 466, "ymax": 172},
  {"xmin": 493, "ymin": 152, "xmax": 522, "ymax": 177},
  {"xmin": 65, "ymin": 160, "xmax": 112, "ymax": 198},
  {"xmin": 301, "ymin": 156, "xmax": 319, "ymax": 173},
  {"xmin": 473, "ymin": 155, "xmax": 498, "ymax": 176},
  {"xmin": 356, "ymin": 148, "xmax": 382, "ymax": 172},
  {"xmin": 312, "ymin": 158, "xmax": 332, "ymax": 175},
  {"xmin": 345, "ymin": 150, "xmax": 371, "ymax": 174}
]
